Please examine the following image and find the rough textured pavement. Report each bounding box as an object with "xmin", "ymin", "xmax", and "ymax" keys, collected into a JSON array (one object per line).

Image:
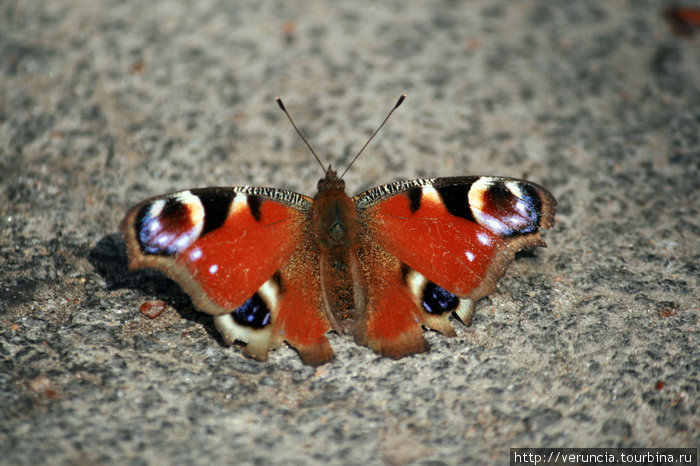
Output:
[{"xmin": 1, "ymin": 1, "xmax": 698, "ymax": 464}]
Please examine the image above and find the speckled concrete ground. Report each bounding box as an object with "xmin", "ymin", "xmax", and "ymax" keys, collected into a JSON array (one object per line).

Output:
[{"xmin": 1, "ymin": 1, "xmax": 698, "ymax": 465}]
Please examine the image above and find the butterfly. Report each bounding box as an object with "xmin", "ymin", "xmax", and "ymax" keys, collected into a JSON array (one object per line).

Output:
[{"xmin": 120, "ymin": 95, "xmax": 556, "ymax": 366}]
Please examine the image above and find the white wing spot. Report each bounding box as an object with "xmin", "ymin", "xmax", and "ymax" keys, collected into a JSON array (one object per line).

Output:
[
  {"xmin": 189, "ymin": 247, "xmax": 203, "ymax": 261},
  {"xmin": 209, "ymin": 264, "xmax": 219, "ymax": 274},
  {"xmin": 477, "ymin": 232, "xmax": 492, "ymax": 246},
  {"xmin": 230, "ymin": 193, "xmax": 249, "ymax": 216},
  {"xmin": 421, "ymin": 185, "xmax": 441, "ymax": 206}
]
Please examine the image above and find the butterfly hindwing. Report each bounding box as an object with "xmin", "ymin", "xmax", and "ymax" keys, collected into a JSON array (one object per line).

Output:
[
  {"xmin": 120, "ymin": 186, "xmax": 332, "ymax": 364},
  {"xmin": 355, "ymin": 176, "xmax": 556, "ymax": 343},
  {"xmin": 272, "ymin": 233, "xmax": 334, "ymax": 365},
  {"xmin": 354, "ymin": 235, "xmax": 429, "ymax": 359}
]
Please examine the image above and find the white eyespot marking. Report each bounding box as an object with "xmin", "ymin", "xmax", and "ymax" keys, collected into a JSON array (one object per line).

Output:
[
  {"xmin": 147, "ymin": 220, "xmax": 166, "ymax": 246},
  {"xmin": 230, "ymin": 193, "xmax": 249, "ymax": 216},
  {"xmin": 209, "ymin": 264, "xmax": 219, "ymax": 274},
  {"xmin": 173, "ymin": 233, "xmax": 194, "ymax": 251},
  {"xmin": 482, "ymin": 216, "xmax": 511, "ymax": 236},
  {"xmin": 214, "ymin": 314, "xmax": 253, "ymax": 345},
  {"xmin": 421, "ymin": 185, "xmax": 441, "ymax": 205},
  {"xmin": 455, "ymin": 299, "xmax": 476, "ymax": 325},
  {"xmin": 405, "ymin": 268, "xmax": 428, "ymax": 300},
  {"xmin": 505, "ymin": 181, "xmax": 534, "ymax": 219},
  {"xmin": 468, "ymin": 177, "xmax": 497, "ymax": 212},
  {"xmin": 513, "ymin": 197, "xmax": 530, "ymax": 217},
  {"xmin": 469, "ymin": 177, "xmax": 517, "ymax": 236},
  {"xmin": 466, "ymin": 251, "xmax": 476, "ymax": 262},
  {"xmin": 505, "ymin": 180, "xmax": 525, "ymax": 199},
  {"xmin": 257, "ymin": 278, "xmax": 281, "ymax": 313},
  {"xmin": 174, "ymin": 190, "xmax": 205, "ymax": 224},
  {"xmin": 146, "ymin": 219, "xmax": 162, "ymax": 236},
  {"xmin": 147, "ymin": 199, "xmax": 166, "ymax": 219}
]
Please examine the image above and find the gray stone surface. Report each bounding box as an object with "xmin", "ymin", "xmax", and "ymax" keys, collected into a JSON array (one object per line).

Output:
[{"xmin": 1, "ymin": 0, "xmax": 698, "ymax": 464}]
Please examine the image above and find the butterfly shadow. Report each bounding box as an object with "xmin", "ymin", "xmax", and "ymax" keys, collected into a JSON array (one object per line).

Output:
[{"xmin": 88, "ymin": 233, "xmax": 225, "ymax": 346}]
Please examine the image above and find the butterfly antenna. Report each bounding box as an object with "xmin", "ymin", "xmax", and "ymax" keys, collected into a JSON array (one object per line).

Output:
[
  {"xmin": 339, "ymin": 94, "xmax": 406, "ymax": 180},
  {"xmin": 276, "ymin": 97, "xmax": 326, "ymax": 172}
]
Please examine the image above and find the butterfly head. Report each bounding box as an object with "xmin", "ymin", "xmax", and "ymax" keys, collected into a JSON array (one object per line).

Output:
[{"xmin": 318, "ymin": 165, "xmax": 346, "ymax": 193}]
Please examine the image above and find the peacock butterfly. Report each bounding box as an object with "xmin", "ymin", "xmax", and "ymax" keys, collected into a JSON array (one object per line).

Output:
[{"xmin": 120, "ymin": 95, "xmax": 556, "ymax": 366}]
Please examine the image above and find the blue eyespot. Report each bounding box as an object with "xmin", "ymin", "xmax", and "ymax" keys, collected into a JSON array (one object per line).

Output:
[
  {"xmin": 422, "ymin": 282, "xmax": 459, "ymax": 315},
  {"xmin": 232, "ymin": 294, "xmax": 271, "ymax": 328}
]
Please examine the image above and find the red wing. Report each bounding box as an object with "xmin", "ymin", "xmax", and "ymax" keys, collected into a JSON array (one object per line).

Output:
[
  {"xmin": 354, "ymin": 238, "xmax": 428, "ymax": 359},
  {"xmin": 121, "ymin": 186, "xmax": 332, "ymax": 364},
  {"xmin": 354, "ymin": 176, "xmax": 556, "ymax": 337},
  {"xmin": 272, "ymin": 233, "xmax": 333, "ymax": 365}
]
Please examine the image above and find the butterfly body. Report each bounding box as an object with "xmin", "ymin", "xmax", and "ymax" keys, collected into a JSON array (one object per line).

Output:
[
  {"xmin": 311, "ymin": 170, "xmax": 363, "ymax": 332},
  {"xmin": 121, "ymin": 165, "xmax": 555, "ymax": 365}
]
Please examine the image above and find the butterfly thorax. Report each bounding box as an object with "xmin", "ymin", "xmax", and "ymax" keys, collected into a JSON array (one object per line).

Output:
[
  {"xmin": 311, "ymin": 170, "xmax": 365, "ymax": 335},
  {"xmin": 312, "ymin": 169, "xmax": 358, "ymax": 251}
]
